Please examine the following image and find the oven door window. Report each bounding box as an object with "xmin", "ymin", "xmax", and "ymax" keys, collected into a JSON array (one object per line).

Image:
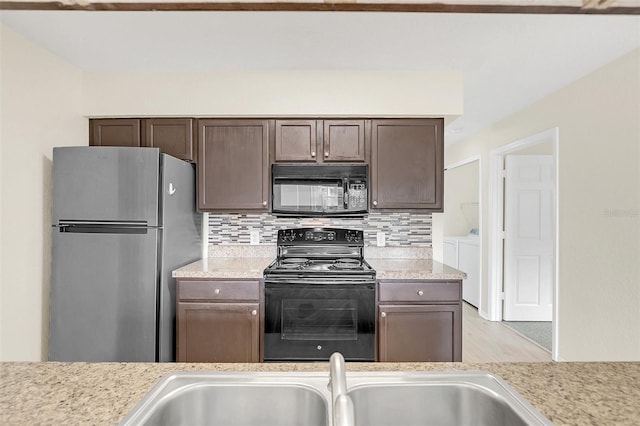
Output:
[
  {"xmin": 264, "ymin": 283, "xmax": 376, "ymax": 361},
  {"xmin": 281, "ymin": 298, "xmax": 357, "ymax": 341}
]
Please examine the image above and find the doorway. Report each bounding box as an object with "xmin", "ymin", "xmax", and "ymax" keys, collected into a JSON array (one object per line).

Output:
[
  {"xmin": 442, "ymin": 156, "xmax": 482, "ymax": 312},
  {"xmin": 487, "ymin": 128, "xmax": 559, "ymax": 361}
]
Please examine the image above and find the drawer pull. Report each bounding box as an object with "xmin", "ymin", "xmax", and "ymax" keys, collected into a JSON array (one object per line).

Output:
[
  {"xmin": 311, "ymin": 151, "xmax": 316, "ymax": 158},
  {"xmin": 373, "ymin": 200, "xmax": 378, "ymax": 206},
  {"xmin": 214, "ymin": 289, "xmax": 220, "ymax": 295},
  {"xmin": 417, "ymin": 290, "xmax": 424, "ymax": 296},
  {"xmin": 381, "ymin": 312, "xmax": 386, "ymax": 318},
  {"xmin": 251, "ymin": 309, "xmax": 257, "ymax": 316}
]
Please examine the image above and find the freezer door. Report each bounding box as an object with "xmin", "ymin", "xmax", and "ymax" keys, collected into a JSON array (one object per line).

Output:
[
  {"xmin": 157, "ymin": 154, "xmax": 201, "ymax": 362},
  {"xmin": 52, "ymin": 147, "xmax": 160, "ymax": 226},
  {"xmin": 49, "ymin": 226, "xmax": 159, "ymax": 362}
]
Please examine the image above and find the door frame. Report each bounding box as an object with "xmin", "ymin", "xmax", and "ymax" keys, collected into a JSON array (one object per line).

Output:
[
  {"xmin": 487, "ymin": 127, "xmax": 559, "ymax": 361},
  {"xmin": 444, "ymin": 155, "xmax": 482, "ymax": 315}
]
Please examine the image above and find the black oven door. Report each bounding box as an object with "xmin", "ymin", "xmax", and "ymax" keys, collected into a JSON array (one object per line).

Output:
[{"xmin": 264, "ymin": 282, "xmax": 375, "ymax": 361}]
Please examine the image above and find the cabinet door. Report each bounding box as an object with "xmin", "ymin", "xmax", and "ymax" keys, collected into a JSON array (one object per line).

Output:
[
  {"xmin": 378, "ymin": 304, "xmax": 461, "ymax": 362},
  {"xmin": 198, "ymin": 119, "xmax": 269, "ymax": 211},
  {"xmin": 143, "ymin": 118, "xmax": 195, "ymax": 162},
  {"xmin": 274, "ymin": 119, "xmax": 319, "ymax": 162},
  {"xmin": 370, "ymin": 119, "xmax": 443, "ymax": 211},
  {"xmin": 177, "ymin": 302, "xmax": 260, "ymax": 362},
  {"xmin": 89, "ymin": 118, "xmax": 141, "ymax": 147},
  {"xmin": 323, "ymin": 120, "xmax": 366, "ymax": 162}
]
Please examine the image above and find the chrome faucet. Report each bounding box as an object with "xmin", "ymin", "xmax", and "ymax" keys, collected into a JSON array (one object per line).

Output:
[{"xmin": 329, "ymin": 352, "xmax": 355, "ymax": 426}]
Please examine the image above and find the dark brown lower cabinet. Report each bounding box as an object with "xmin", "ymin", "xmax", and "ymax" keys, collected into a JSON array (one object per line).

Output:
[
  {"xmin": 176, "ymin": 279, "xmax": 261, "ymax": 363},
  {"xmin": 377, "ymin": 280, "xmax": 462, "ymax": 362}
]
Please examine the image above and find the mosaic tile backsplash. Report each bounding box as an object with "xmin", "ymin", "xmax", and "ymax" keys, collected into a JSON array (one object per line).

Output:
[{"xmin": 207, "ymin": 212, "xmax": 432, "ymax": 246}]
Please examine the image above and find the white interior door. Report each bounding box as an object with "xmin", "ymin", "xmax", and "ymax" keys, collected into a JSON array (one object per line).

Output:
[{"xmin": 503, "ymin": 155, "xmax": 554, "ymax": 321}]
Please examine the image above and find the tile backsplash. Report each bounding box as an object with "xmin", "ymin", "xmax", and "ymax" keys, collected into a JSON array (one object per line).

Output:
[{"xmin": 207, "ymin": 212, "xmax": 432, "ymax": 246}]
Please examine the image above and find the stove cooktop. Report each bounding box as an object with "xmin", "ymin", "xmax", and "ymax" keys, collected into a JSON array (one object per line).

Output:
[
  {"xmin": 264, "ymin": 227, "xmax": 376, "ymax": 282},
  {"xmin": 266, "ymin": 257, "xmax": 374, "ymax": 274}
]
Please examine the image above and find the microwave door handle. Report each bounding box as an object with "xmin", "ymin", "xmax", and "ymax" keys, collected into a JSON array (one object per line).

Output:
[{"xmin": 343, "ymin": 178, "xmax": 349, "ymax": 209}]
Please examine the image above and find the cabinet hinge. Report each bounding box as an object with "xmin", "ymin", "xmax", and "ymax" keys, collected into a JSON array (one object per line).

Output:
[
  {"xmin": 499, "ymin": 168, "xmax": 506, "ymax": 179},
  {"xmin": 500, "ymin": 230, "xmax": 506, "ymax": 240},
  {"xmin": 500, "ymin": 292, "xmax": 506, "ymax": 300}
]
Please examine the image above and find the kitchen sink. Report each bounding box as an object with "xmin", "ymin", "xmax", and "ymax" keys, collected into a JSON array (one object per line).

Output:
[
  {"xmin": 346, "ymin": 372, "xmax": 551, "ymax": 426},
  {"xmin": 119, "ymin": 370, "xmax": 552, "ymax": 426},
  {"xmin": 118, "ymin": 373, "xmax": 331, "ymax": 426}
]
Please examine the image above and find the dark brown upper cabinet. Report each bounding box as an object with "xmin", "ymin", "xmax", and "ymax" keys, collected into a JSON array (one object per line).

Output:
[
  {"xmin": 370, "ymin": 118, "xmax": 444, "ymax": 211},
  {"xmin": 323, "ymin": 120, "xmax": 366, "ymax": 162},
  {"xmin": 89, "ymin": 118, "xmax": 141, "ymax": 147},
  {"xmin": 274, "ymin": 119, "xmax": 366, "ymax": 163},
  {"xmin": 142, "ymin": 118, "xmax": 195, "ymax": 162},
  {"xmin": 274, "ymin": 119, "xmax": 319, "ymax": 162},
  {"xmin": 89, "ymin": 118, "xmax": 195, "ymax": 162},
  {"xmin": 197, "ymin": 119, "xmax": 270, "ymax": 212}
]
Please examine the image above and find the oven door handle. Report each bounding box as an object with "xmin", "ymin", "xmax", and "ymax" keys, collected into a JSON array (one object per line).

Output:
[{"xmin": 264, "ymin": 280, "xmax": 376, "ymax": 287}]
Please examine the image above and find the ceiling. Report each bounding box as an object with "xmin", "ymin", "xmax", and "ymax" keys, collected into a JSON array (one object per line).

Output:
[{"xmin": 1, "ymin": 11, "xmax": 638, "ymax": 144}]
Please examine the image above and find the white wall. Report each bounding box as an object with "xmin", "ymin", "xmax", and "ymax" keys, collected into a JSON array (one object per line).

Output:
[
  {"xmin": 443, "ymin": 48, "xmax": 640, "ymax": 361},
  {"xmin": 82, "ymin": 70, "xmax": 463, "ymax": 119},
  {"xmin": 0, "ymin": 25, "xmax": 86, "ymax": 361}
]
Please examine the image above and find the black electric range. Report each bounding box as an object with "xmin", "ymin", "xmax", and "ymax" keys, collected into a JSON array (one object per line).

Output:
[{"xmin": 263, "ymin": 228, "xmax": 376, "ymax": 361}]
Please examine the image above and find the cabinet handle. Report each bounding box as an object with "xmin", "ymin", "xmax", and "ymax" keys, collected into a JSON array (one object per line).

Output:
[
  {"xmin": 324, "ymin": 151, "xmax": 329, "ymax": 158},
  {"xmin": 311, "ymin": 151, "xmax": 316, "ymax": 158},
  {"xmin": 262, "ymin": 201, "xmax": 267, "ymax": 206},
  {"xmin": 373, "ymin": 201, "xmax": 378, "ymax": 206},
  {"xmin": 417, "ymin": 290, "xmax": 424, "ymax": 296},
  {"xmin": 381, "ymin": 312, "xmax": 386, "ymax": 318},
  {"xmin": 251, "ymin": 309, "xmax": 257, "ymax": 316},
  {"xmin": 214, "ymin": 289, "xmax": 220, "ymax": 295}
]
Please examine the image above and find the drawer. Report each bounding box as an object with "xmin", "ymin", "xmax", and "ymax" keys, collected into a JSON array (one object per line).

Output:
[
  {"xmin": 178, "ymin": 280, "xmax": 260, "ymax": 301},
  {"xmin": 378, "ymin": 280, "xmax": 460, "ymax": 303}
]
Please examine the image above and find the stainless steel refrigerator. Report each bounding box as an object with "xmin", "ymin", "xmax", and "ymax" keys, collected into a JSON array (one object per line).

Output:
[{"xmin": 49, "ymin": 147, "xmax": 201, "ymax": 362}]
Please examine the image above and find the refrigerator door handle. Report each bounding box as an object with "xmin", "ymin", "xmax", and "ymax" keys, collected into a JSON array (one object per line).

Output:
[{"xmin": 56, "ymin": 221, "xmax": 160, "ymax": 234}]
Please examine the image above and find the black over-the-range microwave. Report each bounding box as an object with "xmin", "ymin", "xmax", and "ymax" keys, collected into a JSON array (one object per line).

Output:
[{"xmin": 271, "ymin": 164, "xmax": 369, "ymax": 217}]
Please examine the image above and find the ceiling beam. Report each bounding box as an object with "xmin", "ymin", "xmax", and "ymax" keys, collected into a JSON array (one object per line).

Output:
[{"xmin": 1, "ymin": 0, "xmax": 639, "ymax": 14}]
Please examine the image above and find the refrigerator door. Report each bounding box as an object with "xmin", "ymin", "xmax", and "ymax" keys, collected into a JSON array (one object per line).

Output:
[
  {"xmin": 52, "ymin": 147, "xmax": 160, "ymax": 226},
  {"xmin": 49, "ymin": 226, "xmax": 160, "ymax": 362},
  {"xmin": 157, "ymin": 154, "xmax": 202, "ymax": 362}
]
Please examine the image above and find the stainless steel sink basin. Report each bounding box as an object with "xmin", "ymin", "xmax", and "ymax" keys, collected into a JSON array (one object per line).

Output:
[
  {"xmin": 119, "ymin": 371, "xmax": 552, "ymax": 426},
  {"xmin": 346, "ymin": 372, "xmax": 552, "ymax": 426},
  {"xmin": 118, "ymin": 373, "xmax": 331, "ymax": 426}
]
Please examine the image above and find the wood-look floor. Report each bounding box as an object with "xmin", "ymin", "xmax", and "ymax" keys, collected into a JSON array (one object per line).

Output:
[{"xmin": 462, "ymin": 302, "xmax": 552, "ymax": 363}]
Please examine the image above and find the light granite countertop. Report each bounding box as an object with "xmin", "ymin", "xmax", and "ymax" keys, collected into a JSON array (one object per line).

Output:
[
  {"xmin": 173, "ymin": 245, "xmax": 465, "ymax": 280},
  {"xmin": 1, "ymin": 361, "xmax": 639, "ymax": 425},
  {"xmin": 173, "ymin": 257, "xmax": 273, "ymax": 279},
  {"xmin": 368, "ymin": 258, "xmax": 466, "ymax": 280}
]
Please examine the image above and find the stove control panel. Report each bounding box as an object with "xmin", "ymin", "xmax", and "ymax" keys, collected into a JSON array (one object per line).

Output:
[
  {"xmin": 304, "ymin": 230, "xmax": 335, "ymax": 241},
  {"xmin": 278, "ymin": 228, "xmax": 364, "ymax": 245}
]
